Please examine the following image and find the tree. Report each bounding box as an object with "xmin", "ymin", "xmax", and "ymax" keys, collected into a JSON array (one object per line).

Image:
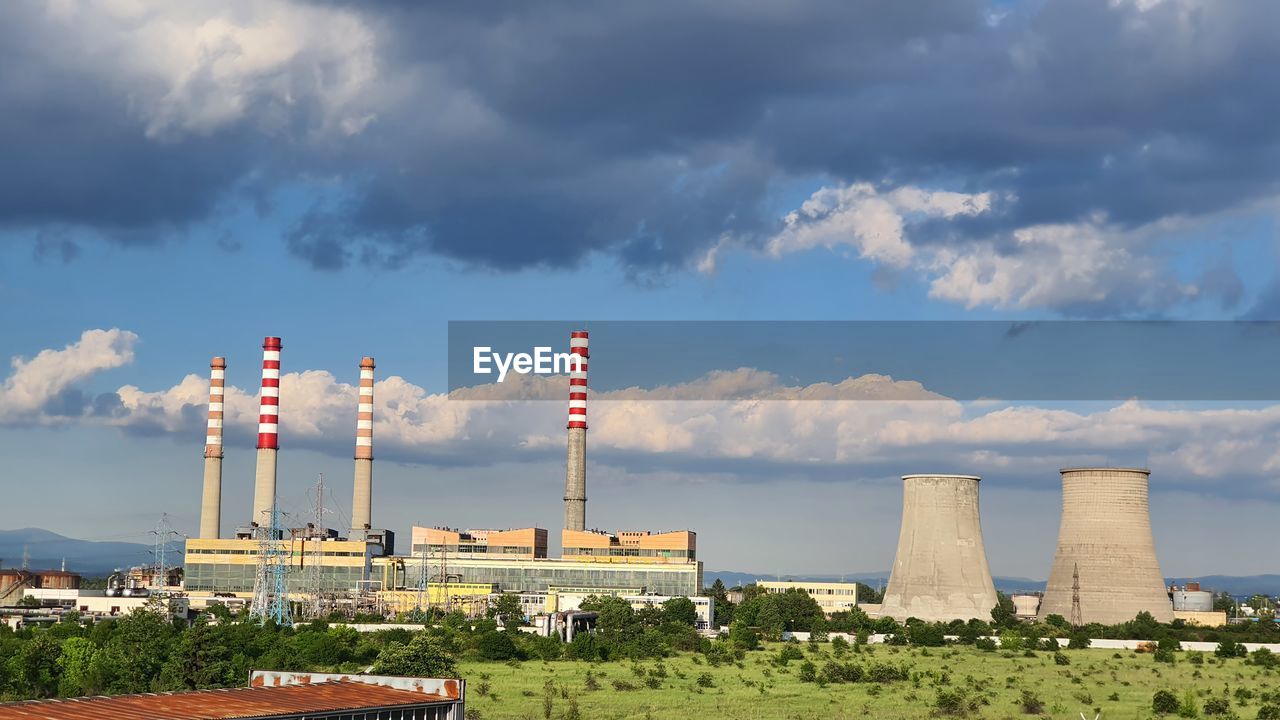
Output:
[
  {"xmin": 990, "ymin": 592, "xmax": 1016, "ymax": 628},
  {"xmin": 158, "ymin": 621, "xmax": 233, "ymax": 691},
  {"xmin": 10, "ymin": 631, "xmax": 62, "ymax": 698},
  {"xmin": 371, "ymin": 633, "xmax": 458, "ymax": 678},
  {"xmin": 475, "ymin": 631, "xmax": 520, "ymax": 661},
  {"xmin": 489, "ymin": 593, "xmax": 525, "ymax": 629},
  {"xmin": 579, "ymin": 595, "xmax": 640, "ymax": 646},
  {"xmin": 706, "ymin": 579, "xmax": 728, "ymax": 602},
  {"xmin": 660, "ymin": 597, "xmax": 698, "ymax": 628},
  {"xmin": 56, "ymin": 636, "xmax": 97, "ymax": 697},
  {"xmin": 728, "ymin": 621, "xmax": 759, "ymax": 650},
  {"xmin": 857, "ymin": 583, "xmax": 883, "ymax": 604},
  {"xmin": 93, "ymin": 607, "xmax": 177, "ymax": 694}
]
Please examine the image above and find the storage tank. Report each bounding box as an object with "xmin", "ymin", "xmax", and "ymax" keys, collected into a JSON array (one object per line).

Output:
[{"xmin": 1172, "ymin": 590, "xmax": 1214, "ymax": 612}]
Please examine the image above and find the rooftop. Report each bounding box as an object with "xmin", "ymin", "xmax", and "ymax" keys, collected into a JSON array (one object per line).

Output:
[{"xmin": 0, "ymin": 679, "xmax": 457, "ymax": 720}]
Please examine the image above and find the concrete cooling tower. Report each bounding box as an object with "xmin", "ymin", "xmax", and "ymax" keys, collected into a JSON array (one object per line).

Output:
[
  {"xmin": 1039, "ymin": 467, "xmax": 1173, "ymax": 624},
  {"xmin": 880, "ymin": 474, "xmax": 998, "ymax": 622}
]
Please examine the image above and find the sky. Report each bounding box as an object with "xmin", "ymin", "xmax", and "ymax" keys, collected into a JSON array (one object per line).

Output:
[{"xmin": 1, "ymin": 0, "xmax": 1279, "ymax": 580}]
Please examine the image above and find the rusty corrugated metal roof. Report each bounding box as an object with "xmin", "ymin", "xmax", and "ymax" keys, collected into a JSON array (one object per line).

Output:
[{"xmin": 0, "ymin": 680, "xmax": 455, "ymax": 720}]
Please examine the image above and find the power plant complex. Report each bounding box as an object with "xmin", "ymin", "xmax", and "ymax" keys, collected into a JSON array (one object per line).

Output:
[
  {"xmin": 180, "ymin": 331, "xmax": 703, "ymax": 621},
  {"xmin": 1, "ymin": 328, "xmax": 1162, "ymax": 628}
]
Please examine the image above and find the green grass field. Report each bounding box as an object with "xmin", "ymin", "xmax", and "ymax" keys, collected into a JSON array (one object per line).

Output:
[{"xmin": 458, "ymin": 642, "xmax": 1279, "ymax": 720}]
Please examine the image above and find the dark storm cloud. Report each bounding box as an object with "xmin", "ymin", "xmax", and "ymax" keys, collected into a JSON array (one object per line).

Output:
[{"xmin": 2, "ymin": 0, "xmax": 1278, "ymax": 278}]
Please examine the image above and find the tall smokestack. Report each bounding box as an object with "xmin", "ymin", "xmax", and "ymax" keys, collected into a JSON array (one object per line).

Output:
[
  {"xmin": 563, "ymin": 331, "xmax": 589, "ymax": 531},
  {"xmin": 198, "ymin": 357, "xmax": 226, "ymax": 539},
  {"xmin": 251, "ymin": 337, "xmax": 282, "ymax": 525},
  {"xmin": 351, "ymin": 357, "xmax": 375, "ymax": 535}
]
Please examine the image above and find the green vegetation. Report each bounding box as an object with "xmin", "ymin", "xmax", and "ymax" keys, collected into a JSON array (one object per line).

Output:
[{"xmin": 4, "ymin": 592, "xmax": 1280, "ymax": 718}]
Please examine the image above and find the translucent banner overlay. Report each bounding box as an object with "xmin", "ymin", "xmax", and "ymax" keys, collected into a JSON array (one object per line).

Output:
[{"xmin": 447, "ymin": 321, "xmax": 1280, "ymax": 401}]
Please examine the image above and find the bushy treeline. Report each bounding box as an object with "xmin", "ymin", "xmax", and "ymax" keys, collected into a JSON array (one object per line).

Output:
[{"xmin": 0, "ymin": 594, "xmax": 705, "ymax": 702}]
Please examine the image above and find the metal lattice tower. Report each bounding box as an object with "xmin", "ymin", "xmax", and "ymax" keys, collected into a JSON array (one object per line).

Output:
[
  {"xmin": 415, "ymin": 541, "xmax": 429, "ymax": 613},
  {"xmin": 250, "ymin": 507, "xmax": 293, "ymax": 626},
  {"xmin": 304, "ymin": 475, "xmax": 331, "ymax": 620},
  {"xmin": 1070, "ymin": 563, "xmax": 1083, "ymax": 628},
  {"xmin": 150, "ymin": 514, "xmax": 182, "ymax": 592}
]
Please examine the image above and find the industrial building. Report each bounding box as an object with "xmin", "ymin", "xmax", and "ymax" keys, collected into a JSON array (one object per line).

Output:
[
  {"xmin": 410, "ymin": 527, "xmax": 549, "ymax": 560},
  {"xmin": 376, "ymin": 552, "xmax": 702, "ymax": 599},
  {"xmin": 561, "ymin": 529, "xmax": 696, "ymax": 563},
  {"xmin": 1039, "ymin": 468, "xmax": 1174, "ymax": 624},
  {"xmin": 879, "ymin": 474, "xmax": 998, "ymax": 622},
  {"xmin": 0, "ymin": 671, "xmax": 464, "ymax": 720},
  {"xmin": 757, "ymin": 581, "xmax": 860, "ymax": 615}
]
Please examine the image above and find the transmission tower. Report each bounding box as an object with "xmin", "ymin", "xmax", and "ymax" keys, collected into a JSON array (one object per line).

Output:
[
  {"xmin": 304, "ymin": 474, "xmax": 331, "ymax": 620},
  {"xmin": 415, "ymin": 540, "xmax": 429, "ymax": 613},
  {"xmin": 1070, "ymin": 562, "xmax": 1083, "ymax": 628},
  {"xmin": 250, "ymin": 506, "xmax": 293, "ymax": 626},
  {"xmin": 150, "ymin": 514, "xmax": 182, "ymax": 592}
]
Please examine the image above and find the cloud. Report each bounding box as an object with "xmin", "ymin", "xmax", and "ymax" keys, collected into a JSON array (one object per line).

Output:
[
  {"xmin": 0, "ymin": 329, "xmax": 137, "ymax": 420},
  {"xmin": 0, "ymin": 0, "xmax": 1277, "ymax": 295},
  {"xmin": 6, "ymin": 330, "xmax": 1280, "ymax": 499},
  {"xmin": 715, "ymin": 182, "xmax": 1248, "ymax": 314},
  {"xmin": 761, "ymin": 183, "xmax": 994, "ymax": 267}
]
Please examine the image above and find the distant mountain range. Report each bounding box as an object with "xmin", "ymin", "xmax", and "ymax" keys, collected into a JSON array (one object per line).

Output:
[
  {"xmin": 707, "ymin": 570, "xmax": 1280, "ymax": 597},
  {"xmin": 0, "ymin": 528, "xmax": 155, "ymax": 577}
]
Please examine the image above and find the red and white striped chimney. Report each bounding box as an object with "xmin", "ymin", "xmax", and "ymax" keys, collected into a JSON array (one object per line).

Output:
[
  {"xmin": 351, "ymin": 357, "xmax": 375, "ymax": 535},
  {"xmin": 251, "ymin": 337, "xmax": 282, "ymax": 525},
  {"xmin": 563, "ymin": 331, "xmax": 588, "ymax": 531},
  {"xmin": 198, "ymin": 357, "xmax": 226, "ymax": 539}
]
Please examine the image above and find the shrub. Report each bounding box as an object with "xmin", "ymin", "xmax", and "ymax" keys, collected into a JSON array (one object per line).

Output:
[
  {"xmin": 644, "ymin": 676, "xmax": 661, "ymax": 689},
  {"xmin": 934, "ymin": 688, "xmax": 977, "ymax": 716},
  {"xmin": 907, "ymin": 623, "xmax": 946, "ymax": 647},
  {"xmin": 1154, "ymin": 648, "xmax": 1176, "ymax": 664},
  {"xmin": 1202, "ymin": 697, "xmax": 1232, "ymax": 716},
  {"xmin": 831, "ymin": 636, "xmax": 850, "ymax": 655},
  {"xmin": 1179, "ymin": 689, "xmax": 1199, "ymax": 718},
  {"xmin": 1068, "ymin": 632, "xmax": 1091, "ymax": 650},
  {"xmin": 797, "ymin": 661, "xmax": 817, "ymax": 683},
  {"xmin": 695, "ymin": 672, "xmax": 714, "ymax": 688},
  {"xmin": 865, "ymin": 661, "xmax": 909, "ymax": 683},
  {"xmin": 998, "ymin": 632, "xmax": 1024, "ymax": 652},
  {"xmin": 975, "ymin": 637, "xmax": 997, "ymax": 652},
  {"xmin": 1215, "ymin": 640, "xmax": 1248, "ymax": 659},
  {"xmin": 1019, "ymin": 689, "xmax": 1045, "ymax": 714},
  {"xmin": 775, "ymin": 644, "xmax": 805, "ymax": 665},
  {"xmin": 1250, "ymin": 648, "xmax": 1279, "ymax": 669},
  {"xmin": 819, "ymin": 661, "xmax": 864, "ymax": 684},
  {"xmin": 610, "ymin": 680, "xmax": 637, "ymax": 692},
  {"xmin": 1153, "ymin": 689, "xmax": 1180, "ymax": 715},
  {"xmin": 1257, "ymin": 705, "xmax": 1280, "ymax": 720},
  {"xmin": 1053, "ymin": 652, "xmax": 1070, "ymax": 666},
  {"xmin": 583, "ymin": 671, "xmax": 599, "ymax": 692}
]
